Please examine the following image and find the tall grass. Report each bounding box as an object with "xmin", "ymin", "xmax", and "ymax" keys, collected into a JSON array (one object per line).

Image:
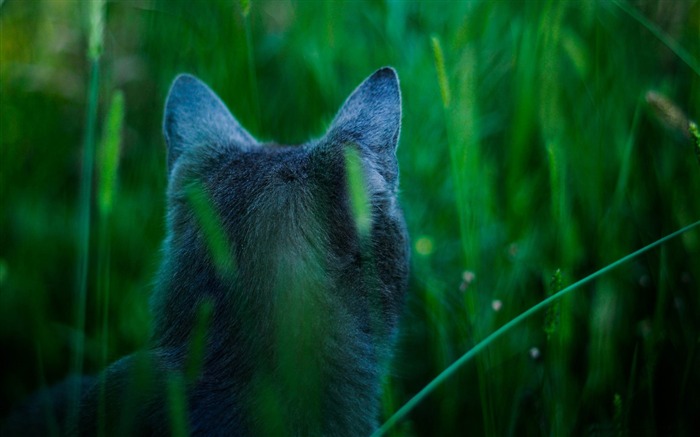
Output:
[
  {"xmin": 373, "ymin": 219, "xmax": 700, "ymax": 437},
  {"xmin": 1, "ymin": 0, "xmax": 699, "ymax": 435},
  {"xmin": 70, "ymin": 0, "xmax": 105, "ymax": 431},
  {"xmin": 96, "ymin": 90, "xmax": 124, "ymax": 437}
]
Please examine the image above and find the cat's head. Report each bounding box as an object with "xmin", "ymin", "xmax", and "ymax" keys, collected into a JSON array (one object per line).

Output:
[{"xmin": 156, "ymin": 68, "xmax": 409, "ymax": 353}]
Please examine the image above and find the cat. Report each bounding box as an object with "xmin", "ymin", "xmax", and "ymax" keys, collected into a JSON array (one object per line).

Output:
[{"xmin": 1, "ymin": 67, "xmax": 409, "ymax": 436}]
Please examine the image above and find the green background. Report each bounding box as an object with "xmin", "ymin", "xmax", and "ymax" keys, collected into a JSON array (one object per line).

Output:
[{"xmin": 2, "ymin": 0, "xmax": 700, "ymax": 434}]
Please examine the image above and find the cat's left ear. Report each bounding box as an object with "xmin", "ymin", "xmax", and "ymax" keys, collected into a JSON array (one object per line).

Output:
[
  {"xmin": 163, "ymin": 74, "xmax": 256, "ymax": 174},
  {"xmin": 324, "ymin": 67, "xmax": 402, "ymax": 185}
]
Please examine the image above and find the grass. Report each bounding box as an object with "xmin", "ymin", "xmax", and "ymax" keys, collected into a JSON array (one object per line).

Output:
[
  {"xmin": 70, "ymin": 0, "xmax": 104, "ymax": 432},
  {"xmin": 96, "ymin": 89, "xmax": 124, "ymax": 437},
  {"xmin": 374, "ymin": 219, "xmax": 700, "ymax": 437},
  {"xmin": 1, "ymin": 0, "xmax": 700, "ymax": 435}
]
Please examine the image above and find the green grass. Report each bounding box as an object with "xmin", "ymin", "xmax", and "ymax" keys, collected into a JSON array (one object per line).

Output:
[
  {"xmin": 374, "ymin": 219, "xmax": 700, "ymax": 436},
  {"xmin": 96, "ymin": 89, "xmax": 124, "ymax": 437},
  {"xmin": 70, "ymin": 0, "xmax": 104, "ymax": 432},
  {"xmin": 1, "ymin": 0, "xmax": 700, "ymax": 435}
]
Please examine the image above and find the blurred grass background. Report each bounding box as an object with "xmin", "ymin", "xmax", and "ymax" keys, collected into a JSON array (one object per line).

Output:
[{"xmin": 1, "ymin": 0, "xmax": 699, "ymax": 435}]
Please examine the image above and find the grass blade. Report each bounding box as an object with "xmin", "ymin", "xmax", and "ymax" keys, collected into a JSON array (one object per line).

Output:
[
  {"xmin": 96, "ymin": 90, "xmax": 124, "ymax": 437},
  {"xmin": 612, "ymin": 0, "xmax": 700, "ymax": 77},
  {"xmin": 373, "ymin": 219, "xmax": 700, "ymax": 437},
  {"xmin": 70, "ymin": 0, "xmax": 104, "ymax": 430},
  {"xmin": 185, "ymin": 181, "xmax": 236, "ymax": 276}
]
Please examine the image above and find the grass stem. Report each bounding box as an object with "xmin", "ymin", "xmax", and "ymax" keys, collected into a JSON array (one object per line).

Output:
[{"xmin": 373, "ymin": 219, "xmax": 700, "ymax": 436}]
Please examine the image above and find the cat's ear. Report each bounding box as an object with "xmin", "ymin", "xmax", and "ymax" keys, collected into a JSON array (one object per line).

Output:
[
  {"xmin": 163, "ymin": 74, "xmax": 256, "ymax": 173},
  {"xmin": 324, "ymin": 67, "xmax": 402, "ymax": 185}
]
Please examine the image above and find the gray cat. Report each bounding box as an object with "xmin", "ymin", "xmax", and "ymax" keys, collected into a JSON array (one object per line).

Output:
[{"xmin": 2, "ymin": 67, "xmax": 409, "ymax": 436}]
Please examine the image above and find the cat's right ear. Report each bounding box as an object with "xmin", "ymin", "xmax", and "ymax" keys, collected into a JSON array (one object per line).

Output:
[
  {"xmin": 320, "ymin": 67, "xmax": 402, "ymax": 187},
  {"xmin": 163, "ymin": 74, "xmax": 256, "ymax": 173}
]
